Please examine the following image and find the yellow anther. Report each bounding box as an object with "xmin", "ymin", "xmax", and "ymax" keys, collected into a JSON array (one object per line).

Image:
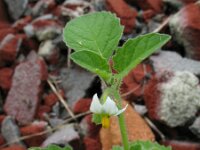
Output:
[{"xmin": 101, "ymin": 116, "xmax": 110, "ymax": 128}]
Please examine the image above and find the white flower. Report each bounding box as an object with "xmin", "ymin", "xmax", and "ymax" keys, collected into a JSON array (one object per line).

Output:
[
  {"xmin": 90, "ymin": 94, "xmax": 128, "ymax": 116},
  {"xmin": 90, "ymin": 93, "xmax": 128, "ymax": 128}
]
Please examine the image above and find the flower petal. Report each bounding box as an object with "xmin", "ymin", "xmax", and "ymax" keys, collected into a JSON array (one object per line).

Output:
[
  {"xmin": 102, "ymin": 96, "xmax": 118, "ymax": 115},
  {"xmin": 90, "ymin": 94, "xmax": 102, "ymax": 114},
  {"xmin": 114, "ymin": 104, "xmax": 128, "ymax": 116}
]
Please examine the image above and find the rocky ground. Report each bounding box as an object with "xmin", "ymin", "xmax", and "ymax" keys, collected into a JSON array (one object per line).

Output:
[{"xmin": 0, "ymin": 0, "xmax": 200, "ymax": 150}]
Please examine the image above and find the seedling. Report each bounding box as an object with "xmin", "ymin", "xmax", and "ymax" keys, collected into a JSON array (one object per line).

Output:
[{"xmin": 30, "ymin": 11, "xmax": 171, "ymax": 150}]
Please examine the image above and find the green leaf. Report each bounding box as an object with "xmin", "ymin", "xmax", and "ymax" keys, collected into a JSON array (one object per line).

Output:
[
  {"xmin": 28, "ymin": 145, "xmax": 72, "ymax": 150},
  {"xmin": 112, "ymin": 146, "xmax": 124, "ymax": 150},
  {"xmin": 129, "ymin": 141, "xmax": 171, "ymax": 150},
  {"xmin": 62, "ymin": 146, "xmax": 72, "ymax": 150},
  {"xmin": 48, "ymin": 145, "xmax": 62, "ymax": 150},
  {"xmin": 113, "ymin": 33, "xmax": 171, "ymax": 78},
  {"xmin": 29, "ymin": 148, "xmax": 44, "ymax": 150},
  {"xmin": 70, "ymin": 50, "xmax": 112, "ymax": 80},
  {"xmin": 63, "ymin": 11, "xmax": 123, "ymax": 59},
  {"xmin": 111, "ymin": 141, "xmax": 171, "ymax": 150},
  {"xmin": 92, "ymin": 114, "xmax": 102, "ymax": 125}
]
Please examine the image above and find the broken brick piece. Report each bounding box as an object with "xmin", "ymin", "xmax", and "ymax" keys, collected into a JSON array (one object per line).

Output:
[
  {"xmin": 1, "ymin": 145, "xmax": 26, "ymax": 150},
  {"xmin": 4, "ymin": 51, "xmax": 48, "ymax": 125},
  {"xmin": 0, "ymin": 134, "xmax": 6, "ymax": 146},
  {"xmin": 106, "ymin": 0, "xmax": 138, "ymax": 34},
  {"xmin": 0, "ymin": 34, "xmax": 22, "ymax": 63},
  {"xmin": 0, "ymin": 68, "xmax": 13, "ymax": 90},
  {"xmin": 36, "ymin": 105, "xmax": 51, "ymax": 120},
  {"xmin": 141, "ymin": 10, "xmax": 156, "ymax": 22},
  {"xmin": 13, "ymin": 16, "xmax": 32, "ymax": 32},
  {"xmin": 44, "ymin": 92, "xmax": 59, "ymax": 107},
  {"xmin": 121, "ymin": 63, "xmax": 153, "ymax": 101},
  {"xmin": 136, "ymin": 0, "xmax": 163, "ymax": 12},
  {"xmin": 83, "ymin": 137, "xmax": 101, "ymax": 150},
  {"xmin": 144, "ymin": 71, "xmax": 200, "ymax": 127},
  {"xmin": 20, "ymin": 122, "xmax": 47, "ymax": 147},
  {"xmin": 162, "ymin": 140, "xmax": 200, "ymax": 150},
  {"xmin": 169, "ymin": 3, "xmax": 200, "ymax": 60},
  {"xmin": 80, "ymin": 115, "xmax": 101, "ymax": 138},
  {"xmin": 73, "ymin": 98, "xmax": 92, "ymax": 114}
]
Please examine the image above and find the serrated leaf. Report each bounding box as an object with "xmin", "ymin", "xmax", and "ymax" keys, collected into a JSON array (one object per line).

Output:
[
  {"xmin": 113, "ymin": 33, "xmax": 171, "ymax": 78},
  {"xmin": 63, "ymin": 11, "xmax": 123, "ymax": 59},
  {"xmin": 29, "ymin": 148, "xmax": 44, "ymax": 150},
  {"xmin": 70, "ymin": 50, "xmax": 112, "ymax": 80},
  {"xmin": 112, "ymin": 146, "xmax": 124, "ymax": 150},
  {"xmin": 129, "ymin": 141, "xmax": 171, "ymax": 150},
  {"xmin": 92, "ymin": 114, "xmax": 102, "ymax": 125},
  {"xmin": 28, "ymin": 145, "xmax": 72, "ymax": 150},
  {"xmin": 46, "ymin": 145, "xmax": 62, "ymax": 150},
  {"xmin": 63, "ymin": 147, "xmax": 72, "ymax": 150}
]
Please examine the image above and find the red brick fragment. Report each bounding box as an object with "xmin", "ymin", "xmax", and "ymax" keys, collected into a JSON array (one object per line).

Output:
[
  {"xmin": 24, "ymin": 18, "xmax": 62, "ymax": 41},
  {"xmin": 0, "ymin": 115, "xmax": 6, "ymax": 124},
  {"xmin": 1, "ymin": 145, "xmax": 26, "ymax": 150},
  {"xmin": 0, "ymin": 29, "xmax": 16, "ymax": 42},
  {"xmin": 44, "ymin": 93, "xmax": 58, "ymax": 107},
  {"xmin": 0, "ymin": 23, "xmax": 15, "ymax": 42},
  {"xmin": 20, "ymin": 122, "xmax": 47, "ymax": 147},
  {"xmin": 180, "ymin": 0, "xmax": 198, "ymax": 4},
  {"xmin": 169, "ymin": 3, "xmax": 200, "ymax": 60},
  {"xmin": 32, "ymin": 0, "xmax": 57, "ymax": 16},
  {"xmin": 0, "ymin": 134, "xmax": 6, "ymax": 146},
  {"xmin": 106, "ymin": 0, "xmax": 138, "ymax": 34},
  {"xmin": 0, "ymin": 22, "xmax": 11, "ymax": 29},
  {"xmin": 0, "ymin": 1, "xmax": 9, "ymax": 22},
  {"xmin": 82, "ymin": 115, "xmax": 101, "ymax": 138},
  {"xmin": 121, "ymin": 63, "xmax": 153, "ymax": 101},
  {"xmin": 84, "ymin": 137, "xmax": 101, "ymax": 150},
  {"xmin": 32, "ymin": 19, "xmax": 59, "ymax": 29},
  {"xmin": 141, "ymin": 10, "xmax": 156, "ymax": 22},
  {"xmin": 36, "ymin": 105, "xmax": 51, "ymax": 120},
  {"xmin": 0, "ymin": 68, "xmax": 13, "ymax": 90},
  {"xmin": 143, "ymin": 76, "xmax": 161, "ymax": 120},
  {"xmin": 136, "ymin": 0, "xmax": 163, "ymax": 12},
  {"xmin": 162, "ymin": 140, "xmax": 200, "ymax": 150},
  {"xmin": 13, "ymin": 16, "xmax": 32, "ymax": 32},
  {"xmin": 4, "ymin": 51, "xmax": 48, "ymax": 125},
  {"xmin": 44, "ymin": 90, "xmax": 64, "ymax": 107},
  {"xmin": 0, "ymin": 34, "xmax": 22, "ymax": 63},
  {"xmin": 73, "ymin": 98, "xmax": 92, "ymax": 114}
]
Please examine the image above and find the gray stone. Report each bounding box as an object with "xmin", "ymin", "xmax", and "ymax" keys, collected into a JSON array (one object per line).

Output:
[
  {"xmin": 159, "ymin": 71, "xmax": 200, "ymax": 127},
  {"xmin": 59, "ymin": 67, "xmax": 96, "ymax": 108},
  {"xmin": 134, "ymin": 104, "xmax": 147, "ymax": 116},
  {"xmin": 150, "ymin": 51, "xmax": 200, "ymax": 76},
  {"xmin": 49, "ymin": 118, "xmax": 65, "ymax": 128},
  {"xmin": 42, "ymin": 124, "xmax": 79, "ymax": 146},
  {"xmin": 35, "ymin": 27, "xmax": 62, "ymax": 41},
  {"xmin": 189, "ymin": 116, "xmax": 200, "ymax": 138},
  {"xmin": 1, "ymin": 116, "xmax": 23, "ymax": 145},
  {"xmin": 4, "ymin": 0, "xmax": 28, "ymax": 20},
  {"xmin": 38, "ymin": 40, "xmax": 59, "ymax": 60}
]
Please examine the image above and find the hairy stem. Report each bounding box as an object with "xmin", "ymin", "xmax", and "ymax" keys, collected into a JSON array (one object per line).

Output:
[{"xmin": 113, "ymin": 86, "xmax": 129, "ymax": 150}]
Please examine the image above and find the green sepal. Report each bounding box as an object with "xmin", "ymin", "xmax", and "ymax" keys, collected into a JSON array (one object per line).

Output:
[{"xmin": 92, "ymin": 113, "xmax": 102, "ymax": 125}]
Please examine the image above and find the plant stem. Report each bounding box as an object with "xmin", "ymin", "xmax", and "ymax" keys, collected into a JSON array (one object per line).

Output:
[{"xmin": 113, "ymin": 88, "xmax": 129, "ymax": 150}]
